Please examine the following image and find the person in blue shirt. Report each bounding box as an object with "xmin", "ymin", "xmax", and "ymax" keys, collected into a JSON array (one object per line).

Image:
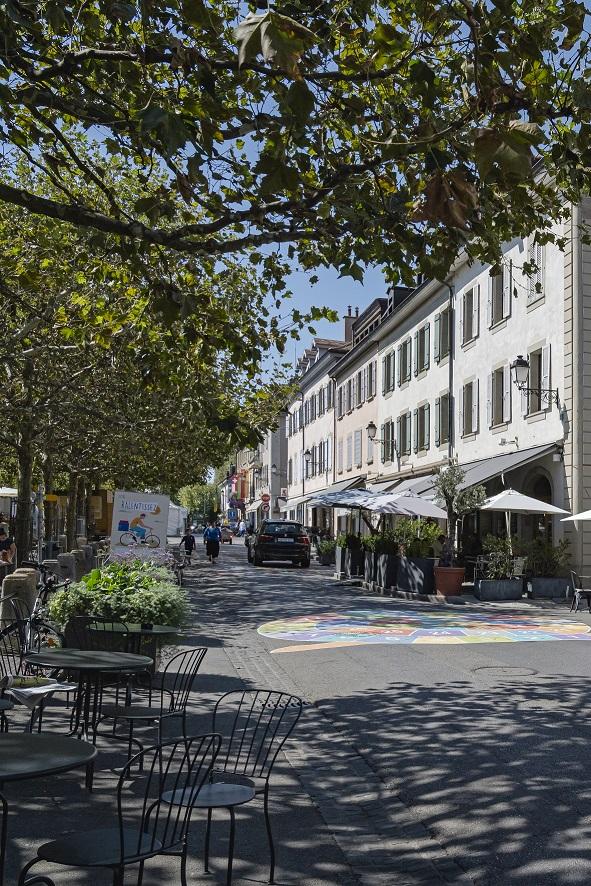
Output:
[{"xmin": 203, "ymin": 522, "xmax": 222, "ymax": 563}]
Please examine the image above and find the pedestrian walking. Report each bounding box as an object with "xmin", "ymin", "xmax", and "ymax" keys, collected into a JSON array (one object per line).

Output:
[
  {"xmin": 203, "ymin": 522, "xmax": 222, "ymax": 564},
  {"xmin": 179, "ymin": 529, "xmax": 196, "ymax": 565},
  {"xmin": 238, "ymin": 518, "xmax": 246, "ymax": 537}
]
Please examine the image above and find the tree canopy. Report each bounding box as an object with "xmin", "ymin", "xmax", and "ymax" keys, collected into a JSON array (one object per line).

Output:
[{"xmin": 1, "ymin": 1, "xmax": 590, "ymax": 280}]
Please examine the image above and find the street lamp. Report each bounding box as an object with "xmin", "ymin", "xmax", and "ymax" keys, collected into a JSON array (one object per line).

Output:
[
  {"xmin": 510, "ymin": 354, "xmax": 559, "ymax": 407},
  {"xmin": 304, "ymin": 448, "xmax": 312, "ymax": 464},
  {"xmin": 366, "ymin": 421, "xmax": 378, "ymax": 441}
]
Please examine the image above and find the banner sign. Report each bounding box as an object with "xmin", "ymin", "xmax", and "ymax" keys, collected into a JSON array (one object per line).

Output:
[{"xmin": 110, "ymin": 490, "xmax": 170, "ymax": 557}]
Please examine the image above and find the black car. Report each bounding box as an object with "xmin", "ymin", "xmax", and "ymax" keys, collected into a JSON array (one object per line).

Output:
[{"xmin": 248, "ymin": 520, "xmax": 311, "ymax": 567}]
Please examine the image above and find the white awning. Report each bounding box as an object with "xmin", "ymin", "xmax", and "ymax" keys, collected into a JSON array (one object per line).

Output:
[{"xmin": 481, "ymin": 488, "xmax": 569, "ymax": 515}]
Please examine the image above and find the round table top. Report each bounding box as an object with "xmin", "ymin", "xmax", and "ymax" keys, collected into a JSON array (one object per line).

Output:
[
  {"xmin": 24, "ymin": 648, "xmax": 153, "ymax": 672},
  {"xmin": 0, "ymin": 733, "xmax": 97, "ymax": 783},
  {"xmin": 89, "ymin": 623, "xmax": 176, "ymax": 636}
]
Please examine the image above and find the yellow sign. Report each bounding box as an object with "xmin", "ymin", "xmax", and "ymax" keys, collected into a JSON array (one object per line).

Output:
[{"xmin": 44, "ymin": 494, "xmax": 58, "ymax": 502}]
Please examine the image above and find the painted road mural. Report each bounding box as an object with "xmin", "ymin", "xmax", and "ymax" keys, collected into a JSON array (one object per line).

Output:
[{"xmin": 258, "ymin": 609, "xmax": 591, "ymax": 653}]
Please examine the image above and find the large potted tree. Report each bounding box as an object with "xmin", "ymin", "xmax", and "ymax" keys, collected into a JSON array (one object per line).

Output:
[
  {"xmin": 525, "ymin": 537, "xmax": 571, "ymax": 599},
  {"xmin": 474, "ymin": 535, "xmax": 523, "ymax": 600},
  {"xmin": 433, "ymin": 464, "xmax": 486, "ymax": 596}
]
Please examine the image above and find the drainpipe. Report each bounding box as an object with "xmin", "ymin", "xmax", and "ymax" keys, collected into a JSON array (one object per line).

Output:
[
  {"xmin": 572, "ymin": 203, "xmax": 583, "ymax": 570},
  {"xmin": 441, "ymin": 280, "xmax": 455, "ymax": 462}
]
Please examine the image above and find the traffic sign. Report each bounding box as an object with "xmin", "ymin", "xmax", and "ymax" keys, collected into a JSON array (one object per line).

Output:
[{"xmin": 261, "ymin": 493, "xmax": 271, "ymax": 503}]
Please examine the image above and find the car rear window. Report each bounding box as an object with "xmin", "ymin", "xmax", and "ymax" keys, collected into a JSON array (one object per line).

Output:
[{"xmin": 262, "ymin": 523, "xmax": 302, "ymax": 535}]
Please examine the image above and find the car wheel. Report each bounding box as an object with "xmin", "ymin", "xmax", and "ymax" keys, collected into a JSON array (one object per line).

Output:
[
  {"xmin": 301, "ymin": 559, "xmax": 310, "ymax": 568},
  {"xmin": 229, "ymin": 539, "xmax": 233, "ymax": 544}
]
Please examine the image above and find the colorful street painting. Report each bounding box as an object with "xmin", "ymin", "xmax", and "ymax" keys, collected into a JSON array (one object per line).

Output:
[{"xmin": 257, "ymin": 609, "xmax": 591, "ymax": 653}]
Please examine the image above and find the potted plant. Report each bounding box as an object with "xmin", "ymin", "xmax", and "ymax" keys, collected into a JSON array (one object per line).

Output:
[
  {"xmin": 374, "ymin": 529, "xmax": 400, "ymax": 591},
  {"xmin": 433, "ymin": 464, "xmax": 486, "ymax": 596},
  {"xmin": 524, "ymin": 538, "xmax": 570, "ymax": 598},
  {"xmin": 474, "ymin": 535, "xmax": 524, "ymax": 601},
  {"xmin": 336, "ymin": 533, "xmax": 363, "ymax": 578},
  {"xmin": 361, "ymin": 534, "xmax": 379, "ymax": 585},
  {"xmin": 316, "ymin": 538, "xmax": 337, "ymax": 567},
  {"xmin": 396, "ymin": 518, "xmax": 441, "ymax": 595}
]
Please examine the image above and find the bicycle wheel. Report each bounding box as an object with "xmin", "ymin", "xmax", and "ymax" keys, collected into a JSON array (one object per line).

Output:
[
  {"xmin": 120, "ymin": 532, "xmax": 136, "ymax": 546},
  {"xmin": 145, "ymin": 534, "xmax": 160, "ymax": 548}
]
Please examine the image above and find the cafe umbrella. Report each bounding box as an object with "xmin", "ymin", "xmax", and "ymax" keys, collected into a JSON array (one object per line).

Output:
[{"xmin": 479, "ymin": 489, "xmax": 570, "ymax": 554}]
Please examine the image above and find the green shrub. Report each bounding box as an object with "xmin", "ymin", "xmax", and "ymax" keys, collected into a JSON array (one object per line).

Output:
[
  {"xmin": 336, "ymin": 533, "xmax": 361, "ymax": 548},
  {"xmin": 48, "ymin": 561, "xmax": 188, "ymax": 629},
  {"xmin": 482, "ymin": 534, "xmax": 514, "ymax": 580},
  {"xmin": 521, "ymin": 537, "xmax": 570, "ymax": 577},
  {"xmin": 317, "ymin": 539, "xmax": 337, "ymax": 555},
  {"xmin": 393, "ymin": 518, "xmax": 441, "ymax": 558}
]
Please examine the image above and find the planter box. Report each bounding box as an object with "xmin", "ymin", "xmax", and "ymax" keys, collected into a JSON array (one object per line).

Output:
[
  {"xmin": 317, "ymin": 551, "xmax": 336, "ymax": 566},
  {"xmin": 475, "ymin": 578, "xmax": 524, "ymax": 601},
  {"xmin": 376, "ymin": 553, "xmax": 399, "ymax": 590},
  {"xmin": 397, "ymin": 557, "xmax": 435, "ymax": 595},
  {"xmin": 364, "ymin": 551, "xmax": 377, "ymax": 584},
  {"xmin": 345, "ymin": 546, "xmax": 363, "ymax": 578},
  {"xmin": 530, "ymin": 577, "xmax": 570, "ymax": 599},
  {"xmin": 335, "ymin": 546, "xmax": 345, "ymax": 578}
]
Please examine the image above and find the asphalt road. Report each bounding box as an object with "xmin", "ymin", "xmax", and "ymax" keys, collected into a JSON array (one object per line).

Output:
[{"xmin": 197, "ymin": 541, "xmax": 591, "ymax": 886}]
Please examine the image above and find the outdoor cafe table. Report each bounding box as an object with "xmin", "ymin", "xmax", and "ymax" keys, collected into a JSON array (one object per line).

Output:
[
  {"xmin": 24, "ymin": 649, "xmax": 153, "ymax": 744},
  {"xmin": 0, "ymin": 732, "xmax": 97, "ymax": 886}
]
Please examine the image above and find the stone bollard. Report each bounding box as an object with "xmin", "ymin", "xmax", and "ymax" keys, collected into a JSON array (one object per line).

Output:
[
  {"xmin": 76, "ymin": 536, "xmax": 87, "ymax": 548},
  {"xmin": 70, "ymin": 549, "xmax": 87, "ymax": 581},
  {"xmin": 57, "ymin": 553, "xmax": 76, "ymax": 582},
  {"xmin": 81, "ymin": 544, "xmax": 94, "ymax": 571},
  {"xmin": 1, "ymin": 572, "xmax": 37, "ymax": 623}
]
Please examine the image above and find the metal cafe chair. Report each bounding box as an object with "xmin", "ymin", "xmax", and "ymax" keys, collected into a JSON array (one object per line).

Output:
[
  {"xmin": 180, "ymin": 689, "xmax": 303, "ymax": 885},
  {"xmin": 99, "ymin": 647, "xmax": 207, "ymax": 763},
  {"xmin": 18, "ymin": 734, "xmax": 221, "ymax": 886},
  {"xmin": 570, "ymin": 571, "xmax": 591, "ymax": 612}
]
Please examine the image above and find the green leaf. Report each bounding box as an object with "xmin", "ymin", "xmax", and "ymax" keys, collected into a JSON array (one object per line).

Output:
[{"xmin": 285, "ymin": 81, "xmax": 315, "ymax": 123}]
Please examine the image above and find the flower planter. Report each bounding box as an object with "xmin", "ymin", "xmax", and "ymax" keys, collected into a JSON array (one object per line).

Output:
[
  {"xmin": 364, "ymin": 551, "xmax": 377, "ymax": 584},
  {"xmin": 317, "ymin": 551, "xmax": 336, "ymax": 567},
  {"xmin": 345, "ymin": 546, "xmax": 363, "ymax": 578},
  {"xmin": 376, "ymin": 553, "xmax": 399, "ymax": 590},
  {"xmin": 397, "ymin": 557, "xmax": 435, "ymax": 595},
  {"xmin": 474, "ymin": 578, "xmax": 523, "ymax": 601},
  {"xmin": 434, "ymin": 566, "xmax": 465, "ymax": 596},
  {"xmin": 530, "ymin": 577, "xmax": 570, "ymax": 599}
]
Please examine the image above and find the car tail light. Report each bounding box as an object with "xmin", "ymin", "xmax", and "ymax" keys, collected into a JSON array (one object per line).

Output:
[
  {"xmin": 259, "ymin": 534, "xmax": 273, "ymax": 542},
  {"xmin": 297, "ymin": 535, "xmax": 310, "ymax": 544}
]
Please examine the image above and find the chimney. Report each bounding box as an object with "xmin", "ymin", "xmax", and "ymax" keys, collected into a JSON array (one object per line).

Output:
[
  {"xmin": 355, "ymin": 306, "xmax": 359, "ymax": 317},
  {"xmin": 344, "ymin": 307, "xmax": 355, "ymax": 343}
]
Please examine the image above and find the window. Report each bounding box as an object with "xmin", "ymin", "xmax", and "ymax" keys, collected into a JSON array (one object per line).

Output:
[
  {"xmin": 380, "ymin": 420, "xmax": 396, "ymax": 462},
  {"xmin": 317, "ymin": 388, "xmax": 324, "ymax": 416},
  {"xmin": 461, "ymin": 380, "xmax": 479, "ymax": 436},
  {"xmin": 413, "ymin": 403, "xmax": 430, "ymax": 452},
  {"xmin": 346, "ymin": 380, "xmax": 352, "ymax": 412},
  {"xmin": 356, "ymin": 371, "xmax": 362, "ymax": 407},
  {"xmin": 435, "ymin": 393, "xmax": 450, "ymax": 446},
  {"xmin": 327, "ymin": 383, "xmax": 334, "ymax": 410},
  {"xmin": 346, "ymin": 434, "xmax": 353, "ymax": 470},
  {"xmin": 397, "ymin": 412, "xmax": 412, "ymax": 456},
  {"xmin": 526, "ymin": 345, "xmax": 550, "ymax": 414},
  {"xmin": 490, "ymin": 264, "xmax": 511, "ymax": 326},
  {"xmin": 288, "ymin": 458, "xmax": 293, "ymax": 485},
  {"xmin": 288, "ymin": 414, "xmax": 293, "ymax": 437},
  {"xmin": 354, "ymin": 430, "xmax": 362, "ymax": 467},
  {"xmin": 397, "ymin": 338, "xmax": 412, "ymax": 385},
  {"xmin": 461, "ymin": 285, "xmax": 479, "ymax": 345},
  {"xmin": 368, "ymin": 361, "xmax": 377, "ymax": 398},
  {"xmin": 382, "ymin": 352, "xmax": 395, "ymax": 393},
  {"xmin": 310, "ymin": 396, "xmax": 316, "ymax": 422},
  {"xmin": 527, "ymin": 238, "xmax": 545, "ymax": 303},
  {"xmin": 337, "ymin": 439, "xmax": 343, "ymax": 474},
  {"xmin": 434, "ymin": 308, "xmax": 451, "ymax": 361},
  {"xmin": 488, "ymin": 365, "xmax": 511, "ymax": 427},
  {"xmin": 414, "ymin": 323, "xmax": 430, "ymax": 374},
  {"xmin": 337, "ymin": 387, "xmax": 344, "ymax": 419}
]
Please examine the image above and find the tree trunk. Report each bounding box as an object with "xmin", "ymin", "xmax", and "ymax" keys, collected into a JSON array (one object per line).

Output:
[
  {"xmin": 42, "ymin": 455, "xmax": 55, "ymax": 547},
  {"xmin": 66, "ymin": 472, "xmax": 79, "ymax": 551},
  {"xmin": 15, "ymin": 439, "xmax": 33, "ymax": 566}
]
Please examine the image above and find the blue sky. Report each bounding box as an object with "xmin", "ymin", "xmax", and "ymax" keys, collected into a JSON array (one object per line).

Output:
[{"xmin": 285, "ymin": 263, "xmax": 387, "ymax": 360}]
